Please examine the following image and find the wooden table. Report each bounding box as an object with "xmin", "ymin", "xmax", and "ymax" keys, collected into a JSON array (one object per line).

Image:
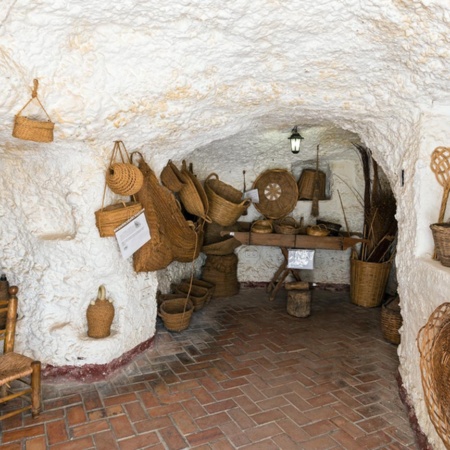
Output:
[{"xmin": 221, "ymin": 231, "xmax": 364, "ymax": 301}]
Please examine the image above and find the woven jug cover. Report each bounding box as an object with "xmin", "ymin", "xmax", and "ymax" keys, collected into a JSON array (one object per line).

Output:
[
  {"xmin": 252, "ymin": 169, "xmax": 298, "ymax": 219},
  {"xmin": 417, "ymin": 302, "xmax": 450, "ymax": 448}
]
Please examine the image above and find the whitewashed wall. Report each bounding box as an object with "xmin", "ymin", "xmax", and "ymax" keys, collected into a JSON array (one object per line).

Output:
[{"xmin": 1, "ymin": 1, "xmax": 450, "ymax": 447}]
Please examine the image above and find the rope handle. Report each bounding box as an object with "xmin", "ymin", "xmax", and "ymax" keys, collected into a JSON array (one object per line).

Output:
[
  {"xmin": 205, "ymin": 173, "xmax": 219, "ymax": 183},
  {"xmin": 16, "ymin": 79, "xmax": 52, "ymax": 121}
]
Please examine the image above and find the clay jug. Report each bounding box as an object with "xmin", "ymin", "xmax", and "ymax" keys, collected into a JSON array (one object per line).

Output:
[{"xmin": 86, "ymin": 285, "xmax": 114, "ymax": 338}]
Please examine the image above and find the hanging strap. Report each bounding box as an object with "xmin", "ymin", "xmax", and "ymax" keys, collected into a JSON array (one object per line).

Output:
[{"xmin": 16, "ymin": 79, "xmax": 52, "ymax": 121}]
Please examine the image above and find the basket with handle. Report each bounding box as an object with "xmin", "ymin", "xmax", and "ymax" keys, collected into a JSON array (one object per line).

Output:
[
  {"xmin": 159, "ymin": 298, "xmax": 194, "ymax": 332},
  {"xmin": 251, "ymin": 219, "xmax": 273, "ymax": 234},
  {"xmin": 105, "ymin": 141, "xmax": 144, "ymax": 196},
  {"xmin": 12, "ymin": 79, "xmax": 54, "ymax": 143},
  {"xmin": 204, "ymin": 173, "xmax": 251, "ymax": 226},
  {"xmin": 174, "ymin": 282, "xmax": 209, "ymax": 311},
  {"xmin": 274, "ymin": 217, "xmax": 303, "ymax": 235},
  {"xmin": 86, "ymin": 285, "xmax": 115, "ymax": 338}
]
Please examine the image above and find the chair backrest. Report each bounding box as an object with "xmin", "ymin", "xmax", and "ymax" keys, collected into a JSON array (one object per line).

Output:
[{"xmin": 0, "ymin": 287, "xmax": 18, "ymax": 354}]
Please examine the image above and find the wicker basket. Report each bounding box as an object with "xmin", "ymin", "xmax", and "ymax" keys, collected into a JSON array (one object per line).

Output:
[
  {"xmin": 182, "ymin": 278, "xmax": 215, "ymax": 302},
  {"xmin": 174, "ymin": 282, "xmax": 209, "ymax": 311},
  {"xmin": 297, "ymin": 169, "xmax": 327, "ymax": 200},
  {"xmin": 159, "ymin": 298, "xmax": 193, "ymax": 332},
  {"xmin": 95, "ymin": 201, "xmax": 142, "ymax": 237},
  {"xmin": 204, "ymin": 173, "xmax": 251, "ymax": 226},
  {"xmin": 13, "ymin": 115, "xmax": 54, "ymax": 143},
  {"xmin": 350, "ymin": 259, "xmax": 392, "ymax": 308},
  {"xmin": 381, "ymin": 296, "xmax": 402, "ymax": 344},
  {"xmin": 201, "ymin": 237, "xmax": 242, "ymax": 255},
  {"xmin": 274, "ymin": 217, "xmax": 303, "ymax": 235},
  {"xmin": 202, "ymin": 254, "xmax": 239, "ymax": 298},
  {"xmin": 12, "ymin": 80, "xmax": 54, "ymax": 143},
  {"xmin": 252, "ymin": 169, "xmax": 298, "ymax": 219},
  {"xmin": 106, "ymin": 163, "xmax": 144, "ymax": 196},
  {"xmin": 251, "ymin": 219, "xmax": 273, "ymax": 234},
  {"xmin": 160, "ymin": 160, "xmax": 185, "ymax": 192},
  {"xmin": 306, "ymin": 224, "xmax": 330, "ymax": 237},
  {"xmin": 431, "ymin": 223, "xmax": 450, "ymax": 267},
  {"xmin": 417, "ymin": 302, "xmax": 450, "ymax": 449},
  {"xmin": 178, "ymin": 162, "xmax": 211, "ymax": 222},
  {"xmin": 86, "ymin": 286, "xmax": 115, "ymax": 338}
]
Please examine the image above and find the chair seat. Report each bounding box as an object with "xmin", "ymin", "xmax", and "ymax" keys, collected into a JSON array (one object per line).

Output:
[{"xmin": 0, "ymin": 352, "xmax": 34, "ymax": 386}]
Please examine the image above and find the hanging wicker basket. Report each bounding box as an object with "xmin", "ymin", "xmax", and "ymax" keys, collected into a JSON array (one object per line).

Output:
[
  {"xmin": 159, "ymin": 298, "xmax": 194, "ymax": 332},
  {"xmin": 297, "ymin": 169, "xmax": 327, "ymax": 200},
  {"xmin": 252, "ymin": 169, "xmax": 298, "ymax": 219},
  {"xmin": 160, "ymin": 160, "xmax": 185, "ymax": 192},
  {"xmin": 381, "ymin": 296, "xmax": 402, "ymax": 344},
  {"xmin": 95, "ymin": 201, "xmax": 142, "ymax": 237},
  {"xmin": 12, "ymin": 79, "xmax": 54, "ymax": 143},
  {"xmin": 105, "ymin": 141, "xmax": 143, "ymax": 196},
  {"xmin": 204, "ymin": 173, "xmax": 251, "ymax": 226}
]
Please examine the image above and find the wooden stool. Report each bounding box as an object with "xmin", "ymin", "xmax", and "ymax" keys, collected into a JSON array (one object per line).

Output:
[{"xmin": 285, "ymin": 281, "xmax": 311, "ymax": 318}]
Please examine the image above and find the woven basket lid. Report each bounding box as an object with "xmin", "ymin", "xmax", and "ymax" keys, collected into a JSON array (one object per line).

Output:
[
  {"xmin": 417, "ymin": 302, "xmax": 450, "ymax": 448},
  {"xmin": 252, "ymin": 169, "xmax": 298, "ymax": 219}
]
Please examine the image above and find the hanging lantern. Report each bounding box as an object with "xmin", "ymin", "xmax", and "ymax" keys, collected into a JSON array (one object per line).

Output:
[{"xmin": 288, "ymin": 126, "xmax": 304, "ymax": 154}]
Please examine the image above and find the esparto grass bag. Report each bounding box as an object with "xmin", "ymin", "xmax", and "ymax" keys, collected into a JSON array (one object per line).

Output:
[{"xmin": 12, "ymin": 79, "xmax": 54, "ymax": 143}]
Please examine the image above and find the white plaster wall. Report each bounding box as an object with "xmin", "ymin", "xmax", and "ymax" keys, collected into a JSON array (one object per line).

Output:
[{"xmin": 1, "ymin": 1, "xmax": 450, "ymax": 447}]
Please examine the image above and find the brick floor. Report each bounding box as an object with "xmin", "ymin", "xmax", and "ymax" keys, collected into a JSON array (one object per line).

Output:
[{"xmin": 0, "ymin": 287, "xmax": 418, "ymax": 449}]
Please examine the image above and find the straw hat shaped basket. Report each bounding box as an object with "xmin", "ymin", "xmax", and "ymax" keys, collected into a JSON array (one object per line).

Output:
[
  {"xmin": 252, "ymin": 169, "xmax": 298, "ymax": 220},
  {"xmin": 178, "ymin": 161, "xmax": 211, "ymax": 222},
  {"xmin": 417, "ymin": 302, "xmax": 450, "ymax": 449},
  {"xmin": 204, "ymin": 173, "xmax": 251, "ymax": 226},
  {"xmin": 12, "ymin": 79, "xmax": 54, "ymax": 143}
]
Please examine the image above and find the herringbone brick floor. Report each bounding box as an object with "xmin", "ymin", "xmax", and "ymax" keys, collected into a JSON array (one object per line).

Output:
[{"xmin": 0, "ymin": 287, "xmax": 418, "ymax": 449}]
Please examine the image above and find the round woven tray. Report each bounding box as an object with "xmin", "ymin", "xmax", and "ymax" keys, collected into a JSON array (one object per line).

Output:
[
  {"xmin": 418, "ymin": 302, "xmax": 450, "ymax": 448},
  {"xmin": 252, "ymin": 169, "xmax": 298, "ymax": 220}
]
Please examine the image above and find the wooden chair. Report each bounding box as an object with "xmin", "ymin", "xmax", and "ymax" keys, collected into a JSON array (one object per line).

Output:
[{"xmin": 0, "ymin": 286, "xmax": 41, "ymax": 420}]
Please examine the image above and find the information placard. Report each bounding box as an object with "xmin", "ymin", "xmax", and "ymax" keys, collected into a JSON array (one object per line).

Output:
[{"xmin": 114, "ymin": 210, "xmax": 151, "ymax": 259}]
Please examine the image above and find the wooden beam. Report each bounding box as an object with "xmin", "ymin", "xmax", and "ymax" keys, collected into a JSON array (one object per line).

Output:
[{"xmin": 220, "ymin": 232, "xmax": 364, "ymax": 251}]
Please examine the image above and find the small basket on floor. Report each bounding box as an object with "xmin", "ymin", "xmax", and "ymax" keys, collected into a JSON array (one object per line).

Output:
[
  {"xmin": 158, "ymin": 298, "xmax": 193, "ymax": 332},
  {"xmin": 381, "ymin": 296, "xmax": 402, "ymax": 344}
]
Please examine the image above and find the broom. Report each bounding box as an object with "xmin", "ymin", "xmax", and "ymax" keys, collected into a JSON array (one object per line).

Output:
[{"xmin": 311, "ymin": 144, "xmax": 320, "ymax": 217}]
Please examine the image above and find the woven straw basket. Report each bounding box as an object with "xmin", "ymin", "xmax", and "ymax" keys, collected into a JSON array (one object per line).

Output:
[
  {"xmin": 106, "ymin": 163, "xmax": 143, "ymax": 196},
  {"xmin": 252, "ymin": 169, "xmax": 298, "ymax": 219},
  {"xmin": 174, "ymin": 282, "xmax": 210, "ymax": 311},
  {"xmin": 251, "ymin": 219, "xmax": 273, "ymax": 234},
  {"xmin": 350, "ymin": 259, "xmax": 392, "ymax": 308},
  {"xmin": 13, "ymin": 115, "xmax": 54, "ymax": 143},
  {"xmin": 182, "ymin": 278, "xmax": 215, "ymax": 301},
  {"xmin": 159, "ymin": 298, "xmax": 194, "ymax": 332},
  {"xmin": 306, "ymin": 224, "xmax": 330, "ymax": 237},
  {"xmin": 201, "ymin": 237, "xmax": 242, "ymax": 255},
  {"xmin": 86, "ymin": 286, "xmax": 114, "ymax": 338},
  {"xmin": 417, "ymin": 302, "xmax": 450, "ymax": 449},
  {"xmin": 381, "ymin": 296, "xmax": 402, "ymax": 344},
  {"xmin": 204, "ymin": 173, "xmax": 251, "ymax": 226},
  {"xmin": 274, "ymin": 217, "xmax": 303, "ymax": 235},
  {"xmin": 95, "ymin": 201, "xmax": 142, "ymax": 237},
  {"xmin": 160, "ymin": 161, "xmax": 185, "ymax": 192},
  {"xmin": 13, "ymin": 80, "xmax": 54, "ymax": 143},
  {"xmin": 430, "ymin": 223, "xmax": 450, "ymax": 267},
  {"xmin": 297, "ymin": 169, "xmax": 327, "ymax": 200}
]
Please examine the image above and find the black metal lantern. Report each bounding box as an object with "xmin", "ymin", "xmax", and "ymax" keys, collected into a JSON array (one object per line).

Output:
[{"xmin": 288, "ymin": 126, "xmax": 304, "ymax": 154}]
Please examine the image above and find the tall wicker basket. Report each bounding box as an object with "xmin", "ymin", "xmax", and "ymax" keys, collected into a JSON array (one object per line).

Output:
[
  {"xmin": 350, "ymin": 259, "xmax": 392, "ymax": 308},
  {"xmin": 430, "ymin": 223, "xmax": 450, "ymax": 267}
]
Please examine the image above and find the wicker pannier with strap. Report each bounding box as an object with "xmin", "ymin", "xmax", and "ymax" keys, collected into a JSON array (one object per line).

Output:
[
  {"xmin": 12, "ymin": 79, "xmax": 54, "ymax": 143},
  {"xmin": 204, "ymin": 173, "xmax": 251, "ymax": 226}
]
